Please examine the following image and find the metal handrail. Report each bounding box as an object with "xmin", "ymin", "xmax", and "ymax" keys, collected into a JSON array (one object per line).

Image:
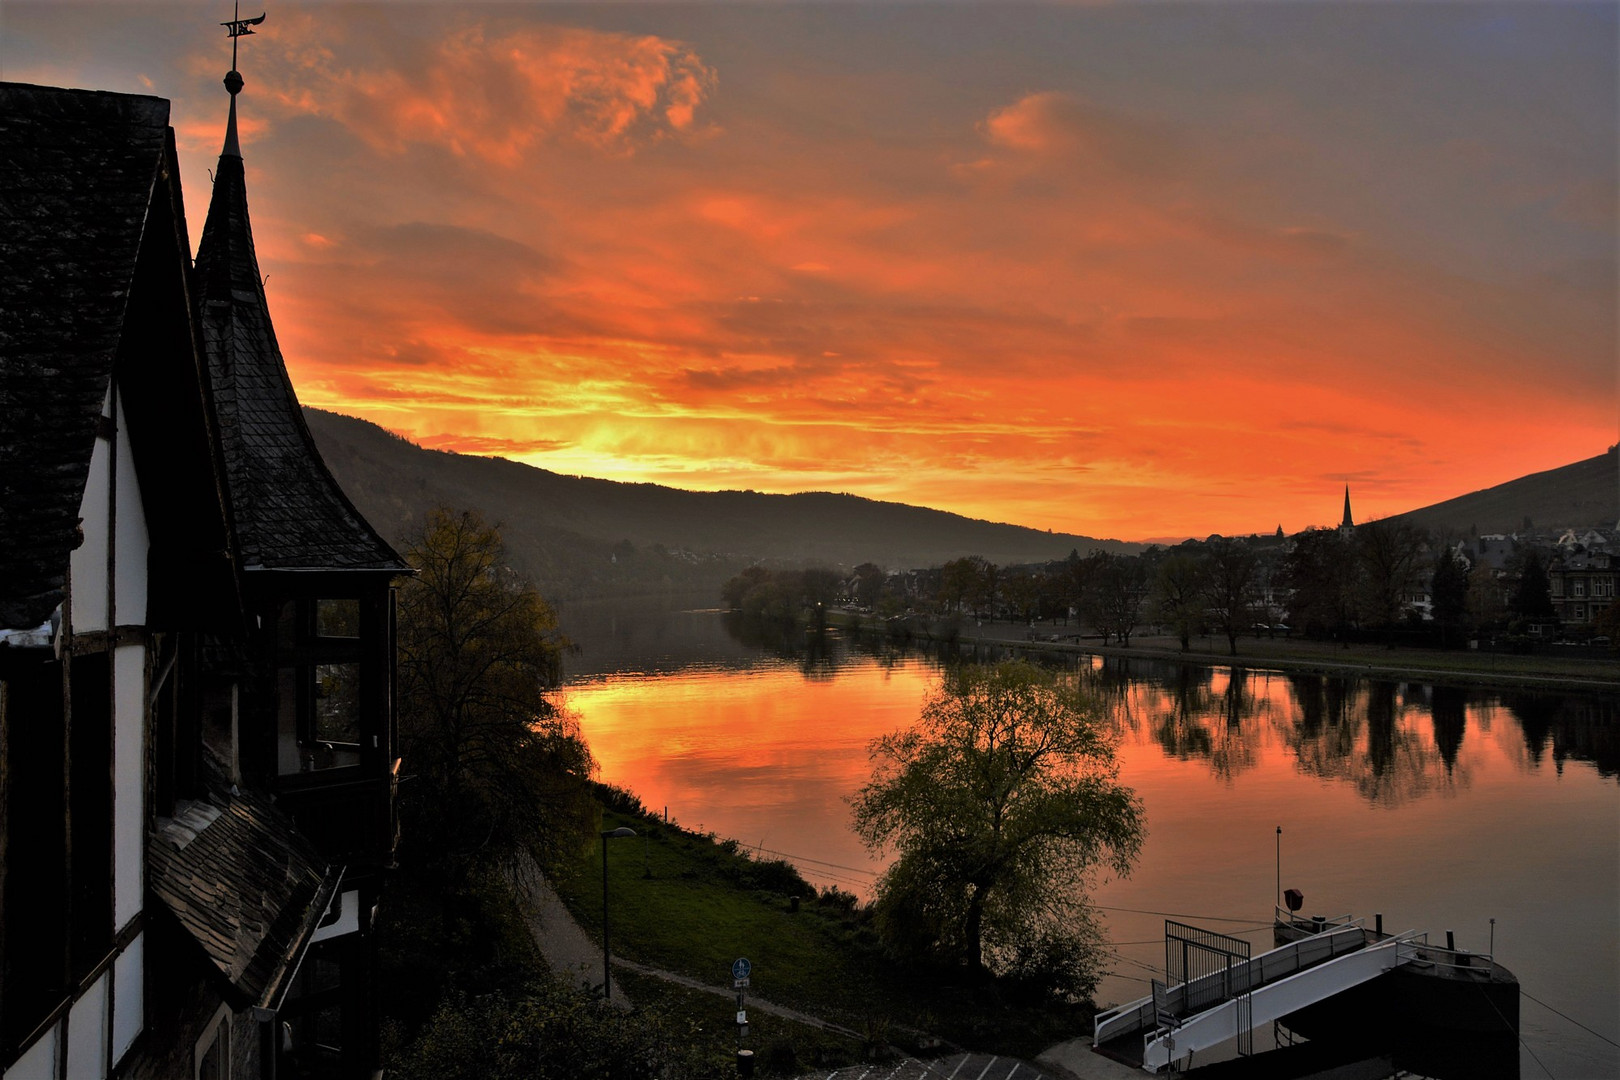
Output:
[{"xmin": 1395, "ymin": 935, "xmax": 1499, "ymax": 974}]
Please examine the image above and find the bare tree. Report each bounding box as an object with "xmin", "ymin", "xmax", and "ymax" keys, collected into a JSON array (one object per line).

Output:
[{"xmin": 1203, "ymin": 538, "xmax": 1258, "ymax": 656}]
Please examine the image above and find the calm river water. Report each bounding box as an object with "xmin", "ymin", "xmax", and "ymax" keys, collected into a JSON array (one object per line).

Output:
[{"xmin": 558, "ymin": 599, "xmax": 1619, "ymax": 1078}]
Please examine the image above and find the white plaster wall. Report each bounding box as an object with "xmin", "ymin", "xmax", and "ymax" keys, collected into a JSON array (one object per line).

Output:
[
  {"xmin": 111, "ymin": 933, "xmax": 143, "ymax": 1066},
  {"xmin": 66, "ymin": 971, "xmax": 107, "ymax": 1080},
  {"xmin": 3, "ymin": 1022, "xmax": 56, "ymax": 1080},
  {"xmin": 112, "ymin": 393, "xmax": 148, "ymax": 627},
  {"xmin": 70, "ymin": 388, "xmax": 114, "ymax": 634},
  {"xmin": 113, "ymin": 644, "xmax": 146, "ymax": 928}
]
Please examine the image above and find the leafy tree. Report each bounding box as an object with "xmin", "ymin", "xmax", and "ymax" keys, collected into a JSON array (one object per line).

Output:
[
  {"xmin": 1466, "ymin": 561, "xmax": 1507, "ymax": 632},
  {"xmin": 852, "ymin": 562, "xmax": 887, "ymax": 608},
  {"xmin": 1429, "ymin": 546, "xmax": 1469, "ymax": 646},
  {"xmin": 1281, "ymin": 528, "xmax": 1357, "ymax": 641},
  {"xmin": 390, "ymin": 980, "xmax": 721, "ymax": 1080},
  {"xmin": 851, "ymin": 662, "xmax": 1144, "ymax": 999},
  {"xmin": 1152, "ymin": 552, "xmax": 1206, "ymax": 651},
  {"xmin": 397, "ymin": 509, "xmax": 594, "ymax": 886},
  {"xmin": 1510, "ymin": 548, "xmax": 1556, "ymax": 621},
  {"xmin": 1202, "ymin": 538, "xmax": 1258, "ymax": 656},
  {"xmin": 1001, "ymin": 566, "xmax": 1041, "ymax": 623},
  {"xmin": 939, "ymin": 556, "xmax": 997, "ymax": 617},
  {"xmin": 1355, "ymin": 519, "xmax": 1427, "ymax": 638},
  {"xmin": 721, "ymin": 565, "xmax": 771, "ymax": 610}
]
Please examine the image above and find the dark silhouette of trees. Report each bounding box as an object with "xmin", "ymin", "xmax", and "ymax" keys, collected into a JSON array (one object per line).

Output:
[
  {"xmin": 1083, "ymin": 552, "xmax": 1147, "ymax": 645},
  {"xmin": 939, "ymin": 556, "xmax": 996, "ymax": 616},
  {"xmin": 851, "ymin": 661, "xmax": 1143, "ymax": 999},
  {"xmin": 1466, "ymin": 561, "xmax": 1507, "ymax": 632},
  {"xmin": 396, "ymin": 508, "xmax": 594, "ymax": 885},
  {"xmin": 852, "ymin": 562, "xmax": 886, "ymax": 608},
  {"xmin": 1203, "ymin": 538, "xmax": 1258, "ymax": 656},
  {"xmin": 1355, "ymin": 519, "xmax": 1427, "ymax": 639},
  {"xmin": 1510, "ymin": 548, "xmax": 1556, "ymax": 622},
  {"xmin": 1001, "ymin": 566, "xmax": 1041, "ymax": 623},
  {"xmin": 1430, "ymin": 546, "xmax": 1469, "ymax": 646},
  {"xmin": 1281, "ymin": 529, "xmax": 1357, "ymax": 640},
  {"xmin": 1152, "ymin": 552, "xmax": 1206, "ymax": 651}
]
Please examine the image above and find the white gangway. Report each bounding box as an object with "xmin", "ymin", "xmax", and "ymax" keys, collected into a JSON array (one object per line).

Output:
[{"xmin": 1093, "ymin": 923, "xmax": 1425, "ymax": 1073}]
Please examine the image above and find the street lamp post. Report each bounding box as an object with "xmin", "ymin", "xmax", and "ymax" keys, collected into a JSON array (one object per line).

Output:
[{"xmin": 601, "ymin": 826, "xmax": 637, "ymax": 1002}]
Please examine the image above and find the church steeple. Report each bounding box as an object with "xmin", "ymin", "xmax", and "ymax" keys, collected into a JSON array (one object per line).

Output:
[{"xmin": 1340, "ymin": 486, "xmax": 1354, "ymax": 537}]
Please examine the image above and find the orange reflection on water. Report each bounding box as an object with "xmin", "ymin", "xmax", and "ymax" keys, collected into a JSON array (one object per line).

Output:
[{"xmin": 569, "ymin": 660, "xmax": 937, "ymax": 890}]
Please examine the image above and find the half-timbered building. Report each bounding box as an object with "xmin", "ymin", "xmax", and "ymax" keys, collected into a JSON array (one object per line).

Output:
[{"xmin": 1, "ymin": 71, "xmax": 404, "ymax": 1080}]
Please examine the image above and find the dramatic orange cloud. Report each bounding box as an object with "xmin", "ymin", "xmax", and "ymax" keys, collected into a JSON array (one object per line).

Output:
[{"xmin": 7, "ymin": 2, "xmax": 1613, "ymax": 541}]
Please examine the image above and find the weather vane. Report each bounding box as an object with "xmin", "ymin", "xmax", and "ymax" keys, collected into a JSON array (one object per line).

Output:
[{"xmin": 222, "ymin": 1, "xmax": 267, "ymax": 72}]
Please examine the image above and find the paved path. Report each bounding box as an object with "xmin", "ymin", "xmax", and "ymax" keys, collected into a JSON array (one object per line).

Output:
[
  {"xmin": 508, "ymin": 856, "xmax": 1117, "ymax": 1080},
  {"xmin": 508, "ymin": 852, "xmax": 632, "ymax": 1007}
]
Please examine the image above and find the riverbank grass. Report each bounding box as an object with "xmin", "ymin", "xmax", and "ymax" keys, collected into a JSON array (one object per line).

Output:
[{"xmin": 551, "ymin": 800, "xmax": 1091, "ymax": 1062}]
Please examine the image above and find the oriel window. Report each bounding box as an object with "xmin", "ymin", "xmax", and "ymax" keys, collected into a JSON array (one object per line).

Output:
[{"xmin": 276, "ymin": 598, "xmax": 368, "ymax": 775}]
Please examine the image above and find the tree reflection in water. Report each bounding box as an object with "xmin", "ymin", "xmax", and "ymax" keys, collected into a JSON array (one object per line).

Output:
[{"xmin": 712, "ymin": 620, "xmax": 1617, "ymax": 801}]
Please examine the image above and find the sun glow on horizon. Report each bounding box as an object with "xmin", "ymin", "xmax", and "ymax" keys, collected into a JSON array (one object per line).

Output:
[{"xmin": 13, "ymin": 2, "xmax": 1611, "ymax": 540}]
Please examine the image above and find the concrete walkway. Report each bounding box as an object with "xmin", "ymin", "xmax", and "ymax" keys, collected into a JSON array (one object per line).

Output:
[
  {"xmin": 1038, "ymin": 1039, "xmax": 1151, "ymax": 1080},
  {"xmin": 508, "ymin": 852, "xmax": 633, "ymax": 1007}
]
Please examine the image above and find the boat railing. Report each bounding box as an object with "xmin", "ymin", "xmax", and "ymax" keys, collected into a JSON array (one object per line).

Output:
[
  {"xmin": 1274, "ymin": 908, "xmax": 1360, "ymax": 935},
  {"xmin": 1394, "ymin": 933, "xmax": 1500, "ymax": 976}
]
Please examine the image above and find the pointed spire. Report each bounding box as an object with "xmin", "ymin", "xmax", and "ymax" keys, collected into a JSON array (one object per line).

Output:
[
  {"xmin": 1340, "ymin": 485, "xmax": 1354, "ymax": 536},
  {"xmin": 193, "ymin": 8, "xmax": 404, "ymax": 574},
  {"xmin": 222, "ymin": 68, "xmax": 244, "ymax": 158}
]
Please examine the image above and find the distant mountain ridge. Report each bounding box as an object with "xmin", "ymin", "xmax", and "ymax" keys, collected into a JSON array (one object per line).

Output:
[
  {"xmin": 306, "ymin": 409, "xmax": 1617, "ymax": 599},
  {"xmin": 1388, "ymin": 447, "xmax": 1618, "ymax": 537},
  {"xmin": 303, "ymin": 408, "xmax": 1136, "ymax": 599}
]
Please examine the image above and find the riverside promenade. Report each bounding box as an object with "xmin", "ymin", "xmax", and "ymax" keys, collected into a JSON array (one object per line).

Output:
[{"xmin": 837, "ymin": 612, "xmax": 1620, "ymax": 695}]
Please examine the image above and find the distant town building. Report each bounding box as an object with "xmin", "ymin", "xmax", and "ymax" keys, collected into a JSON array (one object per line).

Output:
[{"xmin": 1548, "ymin": 551, "xmax": 1616, "ymax": 628}]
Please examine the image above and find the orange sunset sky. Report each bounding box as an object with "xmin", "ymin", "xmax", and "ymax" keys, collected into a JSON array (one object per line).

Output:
[{"xmin": 5, "ymin": 1, "xmax": 1615, "ymax": 540}]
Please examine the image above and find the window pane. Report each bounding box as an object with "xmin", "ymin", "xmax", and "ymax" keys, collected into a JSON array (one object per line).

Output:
[
  {"xmin": 315, "ymin": 599, "xmax": 360, "ymax": 639},
  {"xmin": 312, "ymin": 664, "xmax": 361, "ymax": 772},
  {"xmin": 278, "ymin": 668, "xmax": 302, "ymax": 775}
]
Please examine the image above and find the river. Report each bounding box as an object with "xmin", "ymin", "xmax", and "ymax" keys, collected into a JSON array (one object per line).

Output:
[{"xmin": 557, "ymin": 598, "xmax": 1619, "ymax": 1078}]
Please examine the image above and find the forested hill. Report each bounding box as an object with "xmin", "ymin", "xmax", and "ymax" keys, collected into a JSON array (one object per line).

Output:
[
  {"xmin": 304, "ymin": 408, "xmax": 1136, "ymax": 600},
  {"xmin": 1389, "ymin": 446, "xmax": 1619, "ymax": 536}
]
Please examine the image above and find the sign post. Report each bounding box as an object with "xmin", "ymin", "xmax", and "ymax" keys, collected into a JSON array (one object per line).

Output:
[{"xmin": 732, "ymin": 958, "xmax": 753, "ymax": 1076}]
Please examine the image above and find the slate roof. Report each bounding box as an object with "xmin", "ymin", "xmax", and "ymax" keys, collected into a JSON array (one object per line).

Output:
[
  {"xmin": 148, "ymin": 773, "xmax": 339, "ymax": 1010},
  {"xmin": 192, "ymin": 109, "xmax": 405, "ymax": 573},
  {"xmin": 0, "ymin": 83, "xmax": 171, "ymax": 629}
]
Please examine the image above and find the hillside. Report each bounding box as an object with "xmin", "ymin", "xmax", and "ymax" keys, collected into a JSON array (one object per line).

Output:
[
  {"xmin": 304, "ymin": 409, "xmax": 1135, "ymax": 599},
  {"xmin": 1390, "ymin": 447, "xmax": 1618, "ymax": 537}
]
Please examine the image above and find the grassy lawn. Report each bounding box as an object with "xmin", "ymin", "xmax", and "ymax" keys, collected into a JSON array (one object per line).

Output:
[{"xmin": 551, "ymin": 802, "xmax": 1089, "ymax": 1061}]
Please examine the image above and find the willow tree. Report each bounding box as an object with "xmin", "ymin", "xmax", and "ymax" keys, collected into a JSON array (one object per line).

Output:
[{"xmin": 851, "ymin": 661, "xmax": 1144, "ymax": 999}]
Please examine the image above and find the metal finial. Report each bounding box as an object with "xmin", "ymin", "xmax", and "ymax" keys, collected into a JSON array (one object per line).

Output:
[{"xmin": 219, "ymin": 2, "xmax": 265, "ymax": 158}]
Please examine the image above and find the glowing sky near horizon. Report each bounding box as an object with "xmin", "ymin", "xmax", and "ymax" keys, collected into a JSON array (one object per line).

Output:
[{"xmin": 5, "ymin": 2, "xmax": 1615, "ymax": 541}]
